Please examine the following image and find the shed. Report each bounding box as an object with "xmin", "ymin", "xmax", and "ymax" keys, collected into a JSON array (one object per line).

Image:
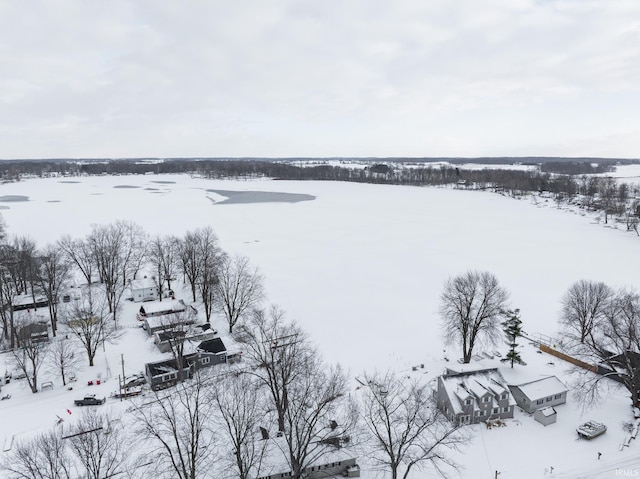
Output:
[
  {"xmin": 534, "ymin": 406, "xmax": 557, "ymax": 426},
  {"xmin": 130, "ymin": 277, "xmax": 158, "ymax": 302}
]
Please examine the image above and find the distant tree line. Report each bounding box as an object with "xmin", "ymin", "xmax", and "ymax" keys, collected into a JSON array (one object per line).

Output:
[
  {"xmin": 0, "ymin": 156, "xmax": 625, "ymax": 185},
  {"xmin": 2, "ymin": 157, "xmax": 638, "ymax": 234}
]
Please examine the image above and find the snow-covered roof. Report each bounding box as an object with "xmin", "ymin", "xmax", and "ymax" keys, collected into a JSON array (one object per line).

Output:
[
  {"xmin": 538, "ymin": 407, "xmax": 557, "ymax": 418},
  {"xmin": 131, "ymin": 277, "xmax": 156, "ymax": 290},
  {"xmin": 445, "ymin": 363, "xmax": 491, "ymax": 375},
  {"xmin": 144, "ymin": 313, "xmax": 193, "ymax": 331},
  {"xmin": 140, "ymin": 299, "xmax": 187, "ymax": 316},
  {"xmin": 439, "ymin": 368, "xmax": 516, "ymax": 413},
  {"xmin": 467, "ymin": 379, "xmax": 490, "ymax": 399},
  {"xmin": 512, "ymin": 376, "xmax": 568, "ymax": 401},
  {"xmin": 12, "ymin": 293, "xmax": 47, "ymax": 307},
  {"xmin": 254, "ymin": 436, "xmax": 357, "ymax": 479}
]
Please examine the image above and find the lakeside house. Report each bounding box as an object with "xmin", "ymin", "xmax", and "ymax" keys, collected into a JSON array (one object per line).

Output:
[
  {"xmin": 130, "ymin": 277, "xmax": 158, "ymax": 302},
  {"xmin": 436, "ymin": 367, "xmax": 516, "ymax": 425},
  {"xmin": 145, "ymin": 337, "xmax": 228, "ymax": 390}
]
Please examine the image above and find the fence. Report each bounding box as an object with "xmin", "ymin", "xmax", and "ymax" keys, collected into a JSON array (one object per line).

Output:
[{"xmin": 538, "ymin": 344, "xmax": 597, "ymax": 373}]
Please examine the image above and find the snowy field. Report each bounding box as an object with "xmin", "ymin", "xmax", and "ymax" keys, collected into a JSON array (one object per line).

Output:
[{"xmin": 0, "ymin": 173, "xmax": 639, "ymax": 478}]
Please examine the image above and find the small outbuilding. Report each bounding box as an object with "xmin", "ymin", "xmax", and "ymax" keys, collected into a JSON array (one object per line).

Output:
[{"xmin": 534, "ymin": 406, "xmax": 557, "ymax": 426}]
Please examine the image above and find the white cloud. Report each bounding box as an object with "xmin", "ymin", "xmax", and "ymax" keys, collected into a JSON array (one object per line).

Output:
[{"xmin": 0, "ymin": 0, "xmax": 639, "ymax": 158}]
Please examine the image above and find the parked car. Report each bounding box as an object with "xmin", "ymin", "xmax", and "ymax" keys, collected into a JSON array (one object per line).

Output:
[
  {"xmin": 74, "ymin": 394, "xmax": 106, "ymax": 406},
  {"xmin": 123, "ymin": 374, "xmax": 146, "ymax": 388}
]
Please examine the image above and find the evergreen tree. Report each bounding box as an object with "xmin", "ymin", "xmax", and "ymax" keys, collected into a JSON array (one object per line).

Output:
[{"xmin": 501, "ymin": 309, "xmax": 523, "ymax": 368}]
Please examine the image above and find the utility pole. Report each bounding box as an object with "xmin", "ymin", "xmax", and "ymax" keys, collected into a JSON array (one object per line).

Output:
[{"xmin": 120, "ymin": 354, "xmax": 125, "ymax": 400}]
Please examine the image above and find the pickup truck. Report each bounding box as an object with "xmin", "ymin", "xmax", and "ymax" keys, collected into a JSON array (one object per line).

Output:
[{"xmin": 74, "ymin": 394, "xmax": 106, "ymax": 406}]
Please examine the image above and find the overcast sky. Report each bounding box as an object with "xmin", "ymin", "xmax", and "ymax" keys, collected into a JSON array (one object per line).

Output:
[{"xmin": 1, "ymin": 1, "xmax": 639, "ymax": 159}]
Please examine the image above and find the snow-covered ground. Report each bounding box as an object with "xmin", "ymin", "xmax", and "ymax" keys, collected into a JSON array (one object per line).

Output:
[{"xmin": 0, "ymin": 173, "xmax": 639, "ymax": 478}]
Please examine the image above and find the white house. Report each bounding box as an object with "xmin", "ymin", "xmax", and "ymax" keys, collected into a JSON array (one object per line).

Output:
[
  {"xmin": 130, "ymin": 277, "xmax": 158, "ymax": 302},
  {"xmin": 508, "ymin": 376, "xmax": 568, "ymax": 414},
  {"xmin": 138, "ymin": 299, "xmax": 196, "ymax": 335},
  {"xmin": 254, "ymin": 438, "xmax": 360, "ymax": 479}
]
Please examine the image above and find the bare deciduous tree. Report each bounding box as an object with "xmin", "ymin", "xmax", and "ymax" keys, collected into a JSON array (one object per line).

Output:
[
  {"xmin": 87, "ymin": 221, "xmax": 146, "ymax": 326},
  {"xmin": 178, "ymin": 227, "xmax": 224, "ymax": 318},
  {"xmin": 238, "ymin": 306, "xmax": 311, "ymax": 433},
  {"xmin": 360, "ymin": 371, "xmax": 465, "ymax": 479},
  {"xmin": 156, "ymin": 310, "xmax": 197, "ymax": 384},
  {"xmin": 148, "ymin": 235, "xmax": 180, "ymax": 301},
  {"xmin": 132, "ymin": 371, "xmax": 218, "ymax": 479},
  {"xmin": 0, "ymin": 244, "xmax": 19, "ymax": 346},
  {"xmin": 0, "ymin": 212, "xmax": 6, "ymax": 244},
  {"xmin": 66, "ymin": 409, "xmax": 129, "ymax": 479},
  {"xmin": 178, "ymin": 231, "xmax": 201, "ymax": 303},
  {"xmin": 3, "ymin": 429, "xmax": 73, "ymax": 479},
  {"xmin": 560, "ymin": 279, "xmax": 612, "ymax": 345},
  {"xmin": 280, "ymin": 361, "xmax": 355, "ymax": 479},
  {"xmin": 216, "ymin": 255, "xmax": 263, "ymax": 334},
  {"xmin": 12, "ymin": 319, "xmax": 49, "ymax": 393},
  {"xmin": 195, "ymin": 227, "xmax": 224, "ymax": 323},
  {"xmin": 47, "ymin": 337, "xmax": 82, "ymax": 386},
  {"xmin": 239, "ymin": 306, "xmax": 355, "ymax": 479},
  {"xmin": 36, "ymin": 243, "xmax": 72, "ymax": 336},
  {"xmin": 60, "ymin": 293, "xmax": 120, "ymax": 367},
  {"xmin": 212, "ymin": 371, "xmax": 268, "ymax": 479},
  {"xmin": 13, "ymin": 236, "xmax": 38, "ymax": 305},
  {"xmin": 58, "ymin": 235, "xmax": 94, "ymax": 285},
  {"xmin": 440, "ymin": 271, "xmax": 509, "ymax": 363},
  {"xmin": 569, "ymin": 287, "xmax": 640, "ymax": 408}
]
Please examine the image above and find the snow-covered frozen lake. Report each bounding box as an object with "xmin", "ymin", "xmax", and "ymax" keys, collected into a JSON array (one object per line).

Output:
[
  {"xmin": 3, "ymin": 174, "xmax": 639, "ymax": 374},
  {"xmin": 1, "ymin": 173, "xmax": 640, "ymax": 478}
]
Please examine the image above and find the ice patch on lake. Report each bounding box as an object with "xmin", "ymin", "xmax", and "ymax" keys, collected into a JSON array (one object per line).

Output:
[
  {"xmin": 207, "ymin": 189, "xmax": 316, "ymax": 204},
  {"xmin": 0, "ymin": 195, "xmax": 28, "ymax": 202}
]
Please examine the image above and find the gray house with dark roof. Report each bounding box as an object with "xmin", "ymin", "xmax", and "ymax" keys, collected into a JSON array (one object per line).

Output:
[
  {"xmin": 436, "ymin": 367, "xmax": 516, "ymax": 425},
  {"xmin": 145, "ymin": 337, "xmax": 228, "ymax": 390}
]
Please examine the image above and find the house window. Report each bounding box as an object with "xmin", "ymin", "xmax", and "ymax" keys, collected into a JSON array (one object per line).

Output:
[
  {"xmin": 545, "ymin": 397, "xmax": 552, "ymax": 402},
  {"xmin": 502, "ymin": 406, "xmax": 509, "ymax": 413},
  {"xmin": 482, "ymin": 396, "xmax": 490, "ymax": 403},
  {"xmin": 554, "ymin": 394, "xmax": 562, "ymax": 399},
  {"xmin": 536, "ymin": 399, "xmax": 544, "ymax": 405},
  {"xmin": 492, "ymin": 407, "xmax": 499, "ymax": 414},
  {"xmin": 465, "ymin": 398, "xmax": 472, "ymax": 405},
  {"xmin": 501, "ymin": 393, "xmax": 508, "ymax": 400},
  {"xmin": 479, "ymin": 410, "xmax": 486, "ymax": 417},
  {"xmin": 201, "ymin": 357, "xmax": 210, "ymax": 365}
]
